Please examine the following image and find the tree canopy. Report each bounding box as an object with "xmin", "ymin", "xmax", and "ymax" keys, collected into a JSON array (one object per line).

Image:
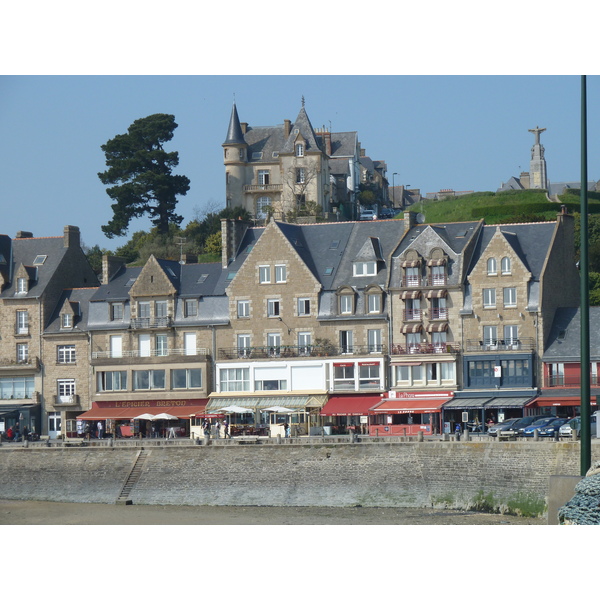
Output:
[{"xmin": 98, "ymin": 113, "xmax": 190, "ymax": 238}]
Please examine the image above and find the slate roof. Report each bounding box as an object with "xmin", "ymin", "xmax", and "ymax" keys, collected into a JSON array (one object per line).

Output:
[
  {"xmin": 281, "ymin": 106, "xmax": 322, "ymax": 154},
  {"xmin": 543, "ymin": 307, "xmax": 600, "ymax": 362},
  {"xmin": 0, "ymin": 235, "xmax": 71, "ymax": 298},
  {"xmin": 45, "ymin": 287, "xmax": 99, "ymax": 333}
]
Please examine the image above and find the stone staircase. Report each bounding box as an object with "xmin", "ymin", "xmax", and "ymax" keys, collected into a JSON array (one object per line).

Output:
[{"xmin": 116, "ymin": 449, "xmax": 149, "ymax": 505}]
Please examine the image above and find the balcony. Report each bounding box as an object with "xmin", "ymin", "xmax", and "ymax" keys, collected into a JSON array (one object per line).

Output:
[
  {"xmin": 243, "ymin": 184, "xmax": 283, "ymax": 193},
  {"xmin": 391, "ymin": 342, "xmax": 460, "ymax": 355},
  {"xmin": 130, "ymin": 316, "xmax": 173, "ymax": 329},
  {"xmin": 0, "ymin": 357, "xmax": 40, "ymax": 372},
  {"xmin": 219, "ymin": 344, "xmax": 387, "ymax": 360},
  {"xmin": 402, "ymin": 276, "xmax": 422, "ymax": 287},
  {"xmin": 429, "ymin": 307, "xmax": 448, "ymax": 320},
  {"xmin": 544, "ymin": 374, "xmax": 598, "ymax": 388},
  {"xmin": 91, "ymin": 347, "xmax": 210, "ymax": 365},
  {"xmin": 403, "ymin": 309, "xmax": 422, "ymax": 321},
  {"xmin": 465, "ymin": 338, "xmax": 534, "ymax": 352},
  {"xmin": 52, "ymin": 394, "xmax": 81, "ymax": 408}
]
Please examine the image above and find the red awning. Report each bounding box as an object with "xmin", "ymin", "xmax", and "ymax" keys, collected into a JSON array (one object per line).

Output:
[
  {"xmin": 370, "ymin": 398, "xmax": 447, "ymax": 414},
  {"xmin": 532, "ymin": 396, "xmax": 593, "ymax": 407},
  {"xmin": 321, "ymin": 395, "xmax": 382, "ymax": 417},
  {"xmin": 77, "ymin": 401, "xmax": 208, "ymax": 420}
]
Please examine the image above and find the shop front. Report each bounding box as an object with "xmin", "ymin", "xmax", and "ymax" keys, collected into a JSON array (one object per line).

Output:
[
  {"xmin": 0, "ymin": 404, "xmax": 41, "ymax": 440},
  {"xmin": 205, "ymin": 393, "xmax": 328, "ymax": 437},
  {"xmin": 368, "ymin": 391, "xmax": 453, "ymax": 436},
  {"xmin": 527, "ymin": 393, "xmax": 600, "ymax": 419},
  {"xmin": 320, "ymin": 394, "xmax": 383, "ymax": 435},
  {"xmin": 75, "ymin": 398, "xmax": 208, "ymax": 439}
]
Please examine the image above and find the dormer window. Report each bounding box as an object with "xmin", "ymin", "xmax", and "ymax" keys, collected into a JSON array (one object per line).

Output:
[
  {"xmin": 16, "ymin": 277, "xmax": 28, "ymax": 294},
  {"xmin": 338, "ymin": 289, "xmax": 355, "ymax": 315},
  {"xmin": 353, "ymin": 261, "xmax": 377, "ymax": 277},
  {"xmin": 295, "ymin": 143, "xmax": 304, "ymax": 157},
  {"xmin": 61, "ymin": 314, "xmax": 73, "ymax": 328}
]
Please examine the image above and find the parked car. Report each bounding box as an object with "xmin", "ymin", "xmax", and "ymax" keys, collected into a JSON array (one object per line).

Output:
[
  {"xmin": 537, "ymin": 418, "xmax": 568, "ymax": 437},
  {"xmin": 487, "ymin": 418, "xmax": 521, "ymax": 437},
  {"xmin": 559, "ymin": 415, "xmax": 597, "ymax": 438},
  {"xmin": 521, "ymin": 417, "xmax": 562, "ymax": 437},
  {"xmin": 498, "ymin": 416, "xmax": 547, "ymax": 439},
  {"xmin": 359, "ymin": 210, "xmax": 377, "ymax": 221},
  {"xmin": 379, "ymin": 208, "xmax": 394, "ymax": 219}
]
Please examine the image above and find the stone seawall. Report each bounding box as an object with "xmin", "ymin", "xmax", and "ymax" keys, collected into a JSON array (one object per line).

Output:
[{"xmin": 1, "ymin": 442, "xmax": 598, "ymax": 516}]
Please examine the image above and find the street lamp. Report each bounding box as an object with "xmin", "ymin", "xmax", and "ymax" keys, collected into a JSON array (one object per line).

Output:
[{"xmin": 392, "ymin": 172, "xmax": 398, "ymax": 207}]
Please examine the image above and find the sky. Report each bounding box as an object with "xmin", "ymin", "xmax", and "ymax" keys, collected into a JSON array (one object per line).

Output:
[{"xmin": 2, "ymin": 74, "xmax": 598, "ymax": 253}]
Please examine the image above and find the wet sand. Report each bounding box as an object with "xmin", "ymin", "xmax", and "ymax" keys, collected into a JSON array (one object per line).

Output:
[{"xmin": 0, "ymin": 499, "xmax": 544, "ymax": 525}]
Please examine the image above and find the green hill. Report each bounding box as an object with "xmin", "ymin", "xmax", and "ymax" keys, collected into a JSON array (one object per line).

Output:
[{"xmin": 407, "ymin": 188, "xmax": 600, "ymax": 225}]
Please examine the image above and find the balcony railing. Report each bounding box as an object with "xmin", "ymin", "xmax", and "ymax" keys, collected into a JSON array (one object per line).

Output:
[
  {"xmin": 243, "ymin": 184, "xmax": 283, "ymax": 193},
  {"xmin": 545, "ymin": 375, "xmax": 599, "ymax": 388},
  {"xmin": 465, "ymin": 338, "xmax": 535, "ymax": 352},
  {"xmin": 219, "ymin": 344, "xmax": 387, "ymax": 360},
  {"xmin": 402, "ymin": 276, "xmax": 422, "ymax": 287},
  {"xmin": 391, "ymin": 342, "xmax": 460, "ymax": 355},
  {"xmin": 429, "ymin": 308, "xmax": 448, "ymax": 320},
  {"xmin": 92, "ymin": 348, "xmax": 209, "ymax": 360},
  {"xmin": 0, "ymin": 357, "xmax": 40, "ymax": 371},
  {"xmin": 131, "ymin": 316, "xmax": 173, "ymax": 329},
  {"xmin": 403, "ymin": 309, "xmax": 422, "ymax": 321}
]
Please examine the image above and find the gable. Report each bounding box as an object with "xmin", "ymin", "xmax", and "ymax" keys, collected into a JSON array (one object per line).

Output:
[{"xmin": 129, "ymin": 255, "xmax": 177, "ymax": 298}]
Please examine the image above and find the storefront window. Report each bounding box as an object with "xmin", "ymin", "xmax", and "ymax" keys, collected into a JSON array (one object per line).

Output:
[
  {"xmin": 171, "ymin": 369, "xmax": 202, "ymax": 389},
  {"xmin": 0, "ymin": 376, "xmax": 34, "ymax": 399},
  {"xmin": 220, "ymin": 368, "xmax": 250, "ymax": 392},
  {"xmin": 133, "ymin": 370, "xmax": 165, "ymax": 390}
]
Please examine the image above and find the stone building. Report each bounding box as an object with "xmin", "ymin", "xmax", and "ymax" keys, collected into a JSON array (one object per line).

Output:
[
  {"xmin": 0, "ymin": 226, "xmax": 99, "ymax": 437},
  {"xmin": 223, "ymin": 100, "xmax": 386, "ymax": 222}
]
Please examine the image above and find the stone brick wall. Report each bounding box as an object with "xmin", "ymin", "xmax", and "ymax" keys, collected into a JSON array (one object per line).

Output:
[{"xmin": 2, "ymin": 442, "xmax": 599, "ymax": 515}]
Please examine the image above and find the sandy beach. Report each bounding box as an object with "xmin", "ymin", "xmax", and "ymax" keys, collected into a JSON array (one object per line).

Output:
[{"xmin": 0, "ymin": 499, "xmax": 544, "ymax": 525}]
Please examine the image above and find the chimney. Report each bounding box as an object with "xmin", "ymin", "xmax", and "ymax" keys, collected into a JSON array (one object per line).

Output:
[
  {"xmin": 182, "ymin": 254, "xmax": 197, "ymax": 264},
  {"xmin": 221, "ymin": 218, "xmax": 250, "ymax": 269},
  {"xmin": 63, "ymin": 225, "xmax": 80, "ymax": 248},
  {"xmin": 102, "ymin": 254, "xmax": 126, "ymax": 284},
  {"xmin": 284, "ymin": 119, "xmax": 291, "ymax": 138},
  {"xmin": 404, "ymin": 211, "xmax": 417, "ymax": 230},
  {"xmin": 323, "ymin": 130, "xmax": 332, "ymax": 155},
  {"xmin": 241, "ymin": 122, "xmax": 248, "ymax": 134},
  {"xmin": 16, "ymin": 231, "xmax": 33, "ymax": 238}
]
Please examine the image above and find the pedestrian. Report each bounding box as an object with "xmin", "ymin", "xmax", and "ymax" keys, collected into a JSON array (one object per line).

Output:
[
  {"xmin": 97, "ymin": 421, "xmax": 104, "ymax": 439},
  {"xmin": 84, "ymin": 422, "xmax": 90, "ymax": 441},
  {"xmin": 6, "ymin": 426, "xmax": 14, "ymax": 442},
  {"xmin": 23, "ymin": 424, "xmax": 29, "ymax": 440},
  {"xmin": 215, "ymin": 420, "xmax": 221, "ymax": 439},
  {"xmin": 283, "ymin": 422, "xmax": 289, "ymax": 438},
  {"xmin": 223, "ymin": 418, "xmax": 229, "ymax": 439},
  {"xmin": 455, "ymin": 423, "xmax": 462, "ymax": 441},
  {"xmin": 13, "ymin": 423, "xmax": 21, "ymax": 442}
]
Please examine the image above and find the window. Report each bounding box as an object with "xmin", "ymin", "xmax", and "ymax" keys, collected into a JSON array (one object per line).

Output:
[
  {"xmin": 97, "ymin": 371, "xmax": 127, "ymax": 392},
  {"xmin": 407, "ymin": 333, "xmax": 421, "ymax": 352},
  {"xmin": 139, "ymin": 333, "xmax": 151, "ymax": 357},
  {"xmin": 61, "ymin": 313, "xmax": 73, "ymax": 328},
  {"xmin": 298, "ymin": 332, "xmax": 312, "ymax": 354},
  {"xmin": 255, "ymin": 378, "xmax": 287, "ymax": 391},
  {"xmin": 172, "ymin": 369, "xmax": 202, "ymax": 389},
  {"xmin": 275, "ymin": 265, "xmax": 287, "ymax": 283},
  {"xmin": 432, "ymin": 331, "xmax": 447, "ymax": 348},
  {"xmin": 184, "ymin": 299, "xmax": 197, "ymax": 317},
  {"xmin": 367, "ymin": 329, "xmax": 382, "ymax": 352},
  {"xmin": 137, "ymin": 301, "xmax": 150, "ymax": 319},
  {"xmin": 267, "ymin": 298, "xmax": 280, "ymax": 317},
  {"xmin": 430, "ymin": 297, "xmax": 447, "ymax": 319},
  {"xmin": 57, "ymin": 379, "xmax": 76, "ymax": 402},
  {"xmin": 339, "ymin": 294, "xmax": 353, "ymax": 315},
  {"xmin": 258, "ymin": 170, "xmax": 270, "ymax": 185},
  {"xmin": 237, "ymin": 300, "xmax": 250, "ymax": 318},
  {"xmin": 57, "ymin": 345, "xmax": 76, "ymax": 363},
  {"xmin": 155, "ymin": 334, "xmax": 168, "ymax": 357},
  {"xmin": 340, "ymin": 330, "xmax": 354, "ymax": 353},
  {"xmin": 354, "ymin": 262, "xmax": 377, "ymax": 276},
  {"xmin": 296, "ymin": 168, "xmax": 305, "ymax": 184},
  {"xmin": 501, "ymin": 257, "xmax": 511, "ymax": 274},
  {"xmin": 111, "ymin": 303, "xmax": 124, "ymax": 321},
  {"xmin": 16, "ymin": 277, "xmax": 27, "ymax": 294},
  {"xmin": 16, "ymin": 310, "xmax": 29, "ymax": 335},
  {"xmin": 155, "ymin": 300, "xmax": 168, "ymax": 318},
  {"xmin": 133, "ymin": 370, "xmax": 165, "ymax": 390},
  {"xmin": 430, "ymin": 265, "xmax": 445, "ymax": 285},
  {"xmin": 548, "ymin": 363, "xmax": 565, "ymax": 386},
  {"xmin": 295, "ymin": 143, "xmax": 304, "ymax": 157},
  {"xmin": 405, "ymin": 267, "xmax": 420, "ymax": 287},
  {"xmin": 110, "ymin": 335, "xmax": 122, "ymax": 358},
  {"xmin": 334, "ymin": 364, "xmax": 355, "ymax": 390},
  {"xmin": 237, "ymin": 334, "xmax": 251, "ymax": 357},
  {"xmin": 259, "ymin": 265, "xmax": 271, "ymax": 284},
  {"xmin": 0, "ymin": 376, "xmax": 34, "ymax": 399},
  {"xmin": 405, "ymin": 298, "xmax": 421, "ymax": 320},
  {"xmin": 239, "ymin": 149, "xmax": 244, "ymax": 160},
  {"xmin": 367, "ymin": 293, "xmax": 382, "ymax": 314},
  {"xmin": 503, "ymin": 287, "xmax": 517, "ymax": 308},
  {"xmin": 483, "ymin": 326, "xmax": 498, "ymax": 348},
  {"xmin": 395, "ymin": 363, "xmax": 424, "ymax": 384},
  {"xmin": 267, "ymin": 333, "xmax": 281, "ymax": 355},
  {"xmin": 256, "ymin": 197, "xmax": 271, "ymax": 220},
  {"xmin": 359, "ymin": 363, "xmax": 381, "ymax": 389},
  {"xmin": 427, "ymin": 363, "xmax": 438, "ymax": 383},
  {"xmin": 441, "ymin": 362, "xmax": 456, "ymax": 380},
  {"xmin": 220, "ymin": 368, "xmax": 250, "ymax": 392},
  {"xmin": 17, "ymin": 343, "xmax": 29, "ymax": 363},
  {"xmin": 483, "ymin": 288, "xmax": 496, "ymax": 308},
  {"xmin": 33, "ymin": 255, "xmax": 47, "ymax": 265},
  {"xmin": 487, "ymin": 258, "xmax": 497, "ymax": 275},
  {"xmin": 297, "ymin": 298, "xmax": 310, "ymax": 316},
  {"xmin": 504, "ymin": 325, "xmax": 519, "ymax": 347}
]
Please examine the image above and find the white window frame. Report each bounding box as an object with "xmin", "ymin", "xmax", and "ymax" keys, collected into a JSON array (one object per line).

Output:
[
  {"xmin": 97, "ymin": 370, "xmax": 127, "ymax": 392},
  {"xmin": 267, "ymin": 333, "xmax": 281, "ymax": 355},
  {"xmin": 367, "ymin": 293, "xmax": 382, "ymax": 314},
  {"xmin": 503, "ymin": 287, "xmax": 517, "ymax": 308},
  {"xmin": 17, "ymin": 343, "xmax": 29, "ymax": 363},
  {"xmin": 501, "ymin": 256, "xmax": 511, "ymax": 274},
  {"xmin": 483, "ymin": 325, "xmax": 498, "ymax": 348},
  {"xmin": 133, "ymin": 369, "xmax": 165, "ymax": 390},
  {"xmin": 296, "ymin": 167, "xmax": 305, "ymax": 184},
  {"xmin": 353, "ymin": 262, "xmax": 377, "ymax": 277},
  {"xmin": 483, "ymin": 288, "xmax": 496, "ymax": 308},
  {"xmin": 57, "ymin": 344, "xmax": 76, "ymax": 363},
  {"xmin": 61, "ymin": 313, "xmax": 73, "ymax": 328},
  {"xmin": 184, "ymin": 299, "xmax": 198, "ymax": 318},
  {"xmin": 171, "ymin": 368, "xmax": 202, "ymax": 389},
  {"xmin": 219, "ymin": 368, "xmax": 250, "ymax": 392},
  {"xmin": 275, "ymin": 264, "xmax": 287, "ymax": 283},
  {"xmin": 367, "ymin": 329, "xmax": 382, "ymax": 352},
  {"xmin": 258, "ymin": 170, "xmax": 270, "ymax": 185},
  {"xmin": 155, "ymin": 300, "xmax": 168, "ymax": 318},
  {"xmin": 57, "ymin": 378, "xmax": 76, "ymax": 402},
  {"xmin": 259, "ymin": 265, "xmax": 271, "ymax": 284},
  {"xmin": 340, "ymin": 294, "xmax": 353, "ymax": 315},
  {"xmin": 16, "ymin": 310, "xmax": 29, "ymax": 334},
  {"xmin": 487, "ymin": 257, "xmax": 497, "ymax": 275},
  {"xmin": 297, "ymin": 298, "xmax": 310, "ymax": 316},
  {"xmin": 111, "ymin": 303, "xmax": 124, "ymax": 321},
  {"xmin": 237, "ymin": 300, "xmax": 250, "ymax": 318},
  {"xmin": 298, "ymin": 332, "xmax": 312, "ymax": 354},
  {"xmin": 295, "ymin": 143, "xmax": 304, "ymax": 157},
  {"xmin": 267, "ymin": 298, "xmax": 280, "ymax": 317},
  {"xmin": 155, "ymin": 334, "xmax": 168, "ymax": 357},
  {"xmin": 16, "ymin": 277, "xmax": 27, "ymax": 294}
]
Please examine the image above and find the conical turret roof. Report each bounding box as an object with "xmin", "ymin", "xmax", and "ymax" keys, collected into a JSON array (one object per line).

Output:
[{"xmin": 223, "ymin": 102, "xmax": 245, "ymax": 145}]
